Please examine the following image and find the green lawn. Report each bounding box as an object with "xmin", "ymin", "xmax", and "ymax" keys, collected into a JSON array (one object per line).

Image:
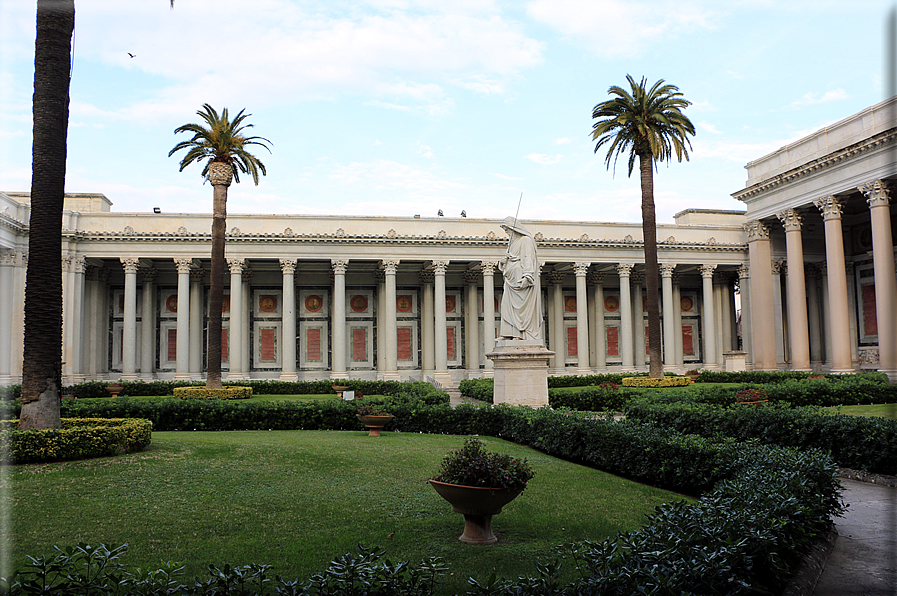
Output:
[
  {"xmin": 822, "ymin": 403, "xmax": 897, "ymax": 420},
  {"xmin": 4, "ymin": 431, "xmax": 689, "ymax": 594}
]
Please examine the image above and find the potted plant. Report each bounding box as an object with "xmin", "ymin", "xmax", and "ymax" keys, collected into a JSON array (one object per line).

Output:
[
  {"xmin": 106, "ymin": 383, "xmax": 124, "ymax": 397},
  {"xmin": 356, "ymin": 403, "xmax": 393, "ymax": 436},
  {"xmin": 429, "ymin": 436, "xmax": 534, "ymax": 545},
  {"xmin": 685, "ymin": 369, "xmax": 700, "ymax": 382}
]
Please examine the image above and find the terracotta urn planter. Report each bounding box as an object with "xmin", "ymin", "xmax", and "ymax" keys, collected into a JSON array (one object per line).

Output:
[
  {"xmin": 428, "ymin": 479, "xmax": 523, "ymax": 544},
  {"xmin": 356, "ymin": 414, "xmax": 394, "ymax": 437},
  {"xmin": 106, "ymin": 384, "xmax": 124, "ymax": 398}
]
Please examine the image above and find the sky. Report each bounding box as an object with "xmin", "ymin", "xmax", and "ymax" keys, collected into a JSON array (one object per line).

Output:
[{"xmin": 1, "ymin": 0, "xmax": 895, "ymax": 224}]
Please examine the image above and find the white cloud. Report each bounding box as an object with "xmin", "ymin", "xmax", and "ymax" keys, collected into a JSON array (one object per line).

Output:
[
  {"xmin": 697, "ymin": 121, "xmax": 722, "ymax": 135},
  {"xmin": 417, "ymin": 143, "xmax": 434, "ymax": 158},
  {"xmin": 328, "ymin": 159, "xmax": 466, "ymax": 195},
  {"xmin": 689, "ymin": 100, "xmax": 717, "ymax": 112},
  {"xmin": 785, "ymin": 88, "xmax": 849, "ymax": 109},
  {"xmin": 554, "ymin": 137, "xmax": 573, "ymax": 145},
  {"xmin": 526, "ymin": 0, "xmax": 718, "ymax": 57},
  {"xmin": 524, "ymin": 153, "xmax": 562, "ymax": 165},
  {"xmin": 491, "ymin": 172, "xmax": 524, "ymax": 180}
]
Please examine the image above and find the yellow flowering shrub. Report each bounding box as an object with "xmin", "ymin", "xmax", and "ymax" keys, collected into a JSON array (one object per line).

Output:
[
  {"xmin": 0, "ymin": 418, "xmax": 152, "ymax": 464},
  {"xmin": 621, "ymin": 377, "xmax": 691, "ymax": 388},
  {"xmin": 172, "ymin": 386, "xmax": 252, "ymax": 400}
]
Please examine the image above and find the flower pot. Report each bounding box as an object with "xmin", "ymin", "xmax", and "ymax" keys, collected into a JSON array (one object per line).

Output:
[
  {"xmin": 428, "ymin": 479, "xmax": 524, "ymax": 544},
  {"xmin": 332, "ymin": 385, "xmax": 349, "ymax": 398},
  {"xmin": 106, "ymin": 384, "xmax": 124, "ymax": 398},
  {"xmin": 356, "ymin": 414, "xmax": 393, "ymax": 437}
]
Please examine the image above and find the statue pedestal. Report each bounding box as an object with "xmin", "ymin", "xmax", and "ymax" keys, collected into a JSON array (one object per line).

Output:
[{"xmin": 486, "ymin": 340, "xmax": 554, "ymax": 407}]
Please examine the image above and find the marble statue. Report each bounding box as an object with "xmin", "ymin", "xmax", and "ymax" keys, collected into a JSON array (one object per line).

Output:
[{"xmin": 498, "ymin": 216, "xmax": 542, "ymax": 341}]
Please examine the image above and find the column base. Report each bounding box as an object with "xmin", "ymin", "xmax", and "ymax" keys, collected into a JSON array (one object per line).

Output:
[
  {"xmin": 226, "ymin": 372, "xmax": 247, "ymax": 381},
  {"xmin": 120, "ymin": 373, "xmax": 139, "ymax": 382},
  {"xmin": 433, "ymin": 371, "xmax": 453, "ymax": 388},
  {"xmin": 328, "ymin": 371, "xmax": 347, "ymax": 382},
  {"xmin": 480, "ymin": 369, "xmax": 494, "ymax": 379},
  {"xmin": 382, "ymin": 371, "xmax": 401, "ymax": 381},
  {"xmin": 467, "ymin": 370, "xmax": 481, "ymax": 380},
  {"xmin": 279, "ymin": 372, "xmax": 299, "ymax": 382},
  {"xmin": 174, "ymin": 373, "xmax": 193, "ymax": 381},
  {"xmin": 575, "ymin": 367, "xmax": 592, "ymax": 376},
  {"xmin": 139, "ymin": 373, "xmax": 155, "ymax": 381}
]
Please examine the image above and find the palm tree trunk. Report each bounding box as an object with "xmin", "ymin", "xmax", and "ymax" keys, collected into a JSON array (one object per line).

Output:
[
  {"xmin": 19, "ymin": 0, "xmax": 74, "ymax": 430},
  {"xmin": 206, "ymin": 163, "xmax": 231, "ymax": 389},
  {"xmin": 639, "ymin": 154, "xmax": 664, "ymax": 379}
]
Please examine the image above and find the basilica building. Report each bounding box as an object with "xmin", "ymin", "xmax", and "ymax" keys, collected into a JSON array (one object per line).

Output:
[{"xmin": 1, "ymin": 97, "xmax": 895, "ymax": 386}]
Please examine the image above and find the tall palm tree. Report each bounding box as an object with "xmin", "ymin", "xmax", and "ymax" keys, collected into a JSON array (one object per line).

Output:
[
  {"xmin": 169, "ymin": 104, "xmax": 271, "ymax": 389},
  {"xmin": 591, "ymin": 75, "xmax": 695, "ymax": 379},
  {"xmin": 18, "ymin": 0, "xmax": 75, "ymax": 431}
]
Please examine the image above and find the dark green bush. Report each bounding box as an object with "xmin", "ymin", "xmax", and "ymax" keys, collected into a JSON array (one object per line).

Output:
[
  {"xmin": 0, "ymin": 418, "xmax": 152, "ymax": 464},
  {"xmin": 624, "ymin": 398, "xmax": 897, "ymax": 475},
  {"xmin": 696, "ymin": 369, "xmax": 891, "ymax": 384},
  {"xmin": 548, "ymin": 385, "xmax": 631, "ymax": 411}
]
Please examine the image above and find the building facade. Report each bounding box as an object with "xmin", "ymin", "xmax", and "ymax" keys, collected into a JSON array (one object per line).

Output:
[{"xmin": 1, "ymin": 97, "xmax": 895, "ymax": 386}]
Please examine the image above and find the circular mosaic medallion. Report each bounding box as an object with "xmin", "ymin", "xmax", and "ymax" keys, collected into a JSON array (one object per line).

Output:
[
  {"xmin": 166, "ymin": 294, "xmax": 178, "ymax": 313},
  {"xmin": 305, "ymin": 294, "xmax": 323, "ymax": 313},
  {"xmin": 445, "ymin": 295, "xmax": 456, "ymax": 313},
  {"xmin": 604, "ymin": 295, "xmax": 619, "ymax": 312},
  {"xmin": 351, "ymin": 295, "xmax": 368, "ymax": 312},
  {"xmin": 680, "ymin": 296, "xmax": 694, "ymax": 312},
  {"xmin": 259, "ymin": 295, "xmax": 277, "ymax": 312},
  {"xmin": 396, "ymin": 295, "xmax": 412, "ymax": 312},
  {"xmin": 565, "ymin": 296, "xmax": 577, "ymax": 312},
  {"xmin": 221, "ymin": 295, "xmax": 230, "ymax": 313}
]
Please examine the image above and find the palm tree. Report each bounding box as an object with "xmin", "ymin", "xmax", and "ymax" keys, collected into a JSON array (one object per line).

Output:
[
  {"xmin": 591, "ymin": 75, "xmax": 695, "ymax": 379},
  {"xmin": 169, "ymin": 104, "xmax": 271, "ymax": 389},
  {"xmin": 18, "ymin": 0, "xmax": 76, "ymax": 430}
]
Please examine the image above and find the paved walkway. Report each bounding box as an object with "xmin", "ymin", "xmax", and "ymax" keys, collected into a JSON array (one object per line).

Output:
[{"xmin": 814, "ymin": 478, "xmax": 897, "ymax": 596}]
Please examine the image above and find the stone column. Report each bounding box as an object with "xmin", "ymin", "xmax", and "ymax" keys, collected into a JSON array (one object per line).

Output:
[
  {"xmin": 481, "ymin": 261, "xmax": 497, "ymax": 377},
  {"xmin": 744, "ymin": 220, "xmax": 777, "ymax": 370},
  {"xmin": 770, "ymin": 260, "xmax": 786, "ymax": 368},
  {"xmin": 672, "ymin": 274, "xmax": 684, "ymax": 366},
  {"xmin": 120, "ymin": 257, "xmax": 140, "ymax": 381},
  {"xmin": 70, "ymin": 256, "xmax": 86, "ymax": 382},
  {"xmin": 279, "ymin": 259, "xmax": 298, "ymax": 381},
  {"xmin": 10, "ymin": 250, "xmax": 27, "ymax": 382},
  {"xmin": 189, "ymin": 267, "xmax": 204, "ymax": 380},
  {"xmin": 419, "ymin": 269, "xmax": 435, "ymax": 379},
  {"xmin": 818, "ymin": 262, "xmax": 832, "ymax": 366},
  {"xmin": 61, "ymin": 255, "xmax": 74, "ymax": 382},
  {"xmin": 632, "ymin": 273, "xmax": 645, "ymax": 369},
  {"xmin": 375, "ymin": 269, "xmax": 386, "ymax": 379},
  {"xmin": 140, "ymin": 267, "xmax": 157, "ymax": 380},
  {"xmin": 845, "ymin": 263, "xmax": 859, "ymax": 366},
  {"xmin": 700, "ymin": 264, "xmax": 718, "ymax": 370},
  {"xmin": 173, "ymin": 259, "xmax": 192, "ymax": 380},
  {"xmin": 242, "ymin": 267, "xmax": 252, "ymax": 373},
  {"xmin": 464, "ymin": 270, "xmax": 480, "ymax": 379},
  {"xmin": 806, "ymin": 266, "xmax": 823, "ymax": 369},
  {"xmin": 738, "ymin": 265, "xmax": 753, "ymax": 368},
  {"xmin": 226, "ymin": 259, "xmax": 244, "ymax": 380},
  {"xmin": 573, "ymin": 262, "xmax": 591, "ymax": 375},
  {"xmin": 0, "ymin": 250, "xmax": 15, "ymax": 384},
  {"xmin": 660, "ymin": 264, "xmax": 676, "ymax": 371},
  {"xmin": 813, "ymin": 195, "xmax": 854, "ymax": 373},
  {"xmin": 330, "ymin": 259, "xmax": 348, "ymax": 381},
  {"xmin": 549, "ymin": 269, "xmax": 565, "ymax": 373},
  {"xmin": 859, "ymin": 180, "xmax": 897, "ymax": 380},
  {"xmin": 616, "ymin": 263, "xmax": 634, "ymax": 371},
  {"xmin": 589, "ymin": 271, "xmax": 606, "ymax": 370},
  {"xmin": 776, "ymin": 209, "xmax": 811, "ymax": 370},
  {"xmin": 432, "ymin": 260, "xmax": 451, "ymax": 386},
  {"xmin": 381, "ymin": 259, "xmax": 400, "ymax": 381}
]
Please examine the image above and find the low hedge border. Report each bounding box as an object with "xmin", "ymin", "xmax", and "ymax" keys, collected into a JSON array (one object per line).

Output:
[
  {"xmin": 172, "ymin": 386, "xmax": 252, "ymax": 400},
  {"xmin": 622, "ymin": 376, "xmax": 691, "ymax": 387},
  {"xmin": 697, "ymin": 370, "xmax": 891, "ymax": 384},
  {"xmin": 624, "ymin": 397, "xmax": 897, "ymax": 476},
  {"xmin": 0, "ymin": 418, "xmax": 153, "ymax": 464}
]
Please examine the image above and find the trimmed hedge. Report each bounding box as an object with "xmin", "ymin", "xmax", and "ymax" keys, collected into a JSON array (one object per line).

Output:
[
  {"xmin": 548, "ymin": 385, "xmax": 631, "ymax": 412},
  {"xmin": 624, "ymin": 398, "xmax": 897, "ymax": 475},
  {"xmin": 0, "ymin": 418, "xmax": 153, "ymax": 464},
  {"xmin": 459, "ymin": 374, "xmax": 667, "ymax": 402},
  {"xmin": 697, "ymin": 369, "xmax": 891, "ymax": 384},
  {"xmin": 622, "ymin": 376, "xmax": 690, "ymax": 387},
  {"xmin": 172, "ymin": 386, "xmax": 252, "ymax": 400}
]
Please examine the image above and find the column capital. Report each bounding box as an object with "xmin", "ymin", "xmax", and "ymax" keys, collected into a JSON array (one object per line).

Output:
[
  {"xmin": 140, "ymin": 267, "xmax": 158, "ymax": 283},
  {"xmin": 699, "ymin": 263, "xmax": 717, "ymax": 278},
  {"xmin": 480, "ymin": 260, "xmax": 497, "ymax": 275},
  {"xmin": 279, "ymin": 258, "xmax": 297, "ymax": 275},
  {"xmin": 73, "ymin": 255, "xmax": 87, "ymax": 274},
  {"xmin": 189, "ymin": 268, "xmax": 205, "ymax": 283},
  {"xmin": 242, "ymin": 267, "xmax": 253, "ymax": 282},
  {"xmin": 858, "ymin": 179, "xmax": 890, "ymax": 207},
  {"xmin": 419, "ymin": 268, "xmax": 435, "ymax": 284},
  {"xmin": 615, "ymin": 262, "xmax": 634, "ymax": 277},
  {"xmin": 737, "ymin": 264, "xmax": 750, "ymax": 279},
  {"xmin": 380, "ymin": 259, "xmax": 400, "ymax": 274},
  {"xmin": 227, "ymin": 258, "xmax": 245, "ymax": 274},
  {"xmin": 845, "ymin": 262, "xmax": 854, "ymax": 276},
  {"xmin": 549, "ymin": 269, "xmax": 565, "ymax": 285},
  {"xmin": 331, "ymin": 259, "xmax": 348, "ymax": 275},
  {"xmin": 776, "ymin": 208, "xmax": 803, "ymax": 231},
  {"xmin": 813, "ymin": 195, "xmax": 844, "ymax": 220},
  {"xmin": 120, "ymin": 257, "xmax": 140, "ymax": 274},
  {"xmin": 174, "ymin": 257, "xmax": 196, "ymax": 274},
  {"xmin": 630, "ymin": 271, "xmax": 644, "ymax": 284},
  {"xmin": 0, "ymin": 249, "xmax": 14, "ymax": 266},
  {"xmin": 587, "ymin": 271, "xmax": 604, "ymax": 285},
  {"xmin": 660, "ymin": 263, "xmax": 676, "ymax": 278},
  {"xmin": 671, "ymin": 272, "xmax": 683, "ymax": 285},
  {"xmin": 573, "ymin": 262, "xmax": 590, "ymax": 276},
  {"xmin": 814, "ymin": 261, "xmax": 828, "ymax": 277},
  {"xmin": 770, "ymin": 260, "xmax": 786, "ymax": 275},
  {"xmin": 430, "ymin": 260, "xmax": 449, "ymax": 275},
  {"xmin": 743, "ymin": 219, "xmax": 770, "ymax": 241},
  {"xmin": 463, "ymin": 270, "xmax": 479, "ymax": 284}
]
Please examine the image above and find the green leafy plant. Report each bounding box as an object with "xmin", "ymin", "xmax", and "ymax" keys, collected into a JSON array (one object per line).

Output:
[
  {"xmin": 431, "ymin": 436, "xmax": 534, "ymax": 490},
  {"xmin": 356, "ymin": 403, "xmax": 390, "ymax": 416}
]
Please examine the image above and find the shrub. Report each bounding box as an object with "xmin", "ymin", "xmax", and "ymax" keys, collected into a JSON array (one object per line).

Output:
[
  {"xmin": 431, "ymin": 436, "xmax": 534, "ymax": 490},
  {"xmin": 172, "ymin": 386, "xmax": 252, "ymax": 400},
  {"xmin": 0, "ymin": 418, "xmax": 152, "ymax": 464},
  {"xmin": 622, "ymin": 376, "xmax": 690, "ymax": 388},
  {"xmin": 548, "ymin": 385, "xmax": 630, "ymax": 412}
]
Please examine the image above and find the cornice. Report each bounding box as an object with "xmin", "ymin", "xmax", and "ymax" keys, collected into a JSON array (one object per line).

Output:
[{"xmin": 732, "ymin": 127, "xmax": 897, "ymax": 202}]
